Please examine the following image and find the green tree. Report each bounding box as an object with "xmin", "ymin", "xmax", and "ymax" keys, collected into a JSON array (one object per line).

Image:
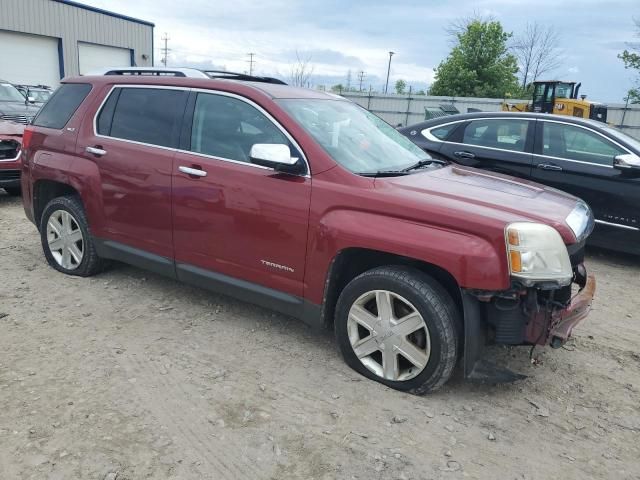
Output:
[
  {"xmin": 429, "ymin": 19, "xmax": 520, "ymax": 98},
  {"xmin": 330, "ymin": 84, "xmax": 345, "ymax": 94},
  {"xmin": 619, "ymin": 18, "xmax": 640, "ymax": 103},
  {"xmin": 394, "ymin": 79, "xmax": 407, "ymax": 94}
]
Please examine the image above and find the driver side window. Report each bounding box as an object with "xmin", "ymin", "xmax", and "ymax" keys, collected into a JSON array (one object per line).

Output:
[
  {"xmin": 190, "ymin": 93, "xmax": 289, "ymax": 163},
  {"xmin": 541, "ymin": 122, "xmax": 624, "ymax": 166}
]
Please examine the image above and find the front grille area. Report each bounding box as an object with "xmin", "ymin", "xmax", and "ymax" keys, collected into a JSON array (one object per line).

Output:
[
  {"xmin": 0, "ymin": 140, "xmax": 20, "ymax": 160},
  {"xmin": 0, "ymin": 114, "xmax": 32, "ymax": 124},
  {"xmin": 0, "ymin": 170, "xmax": 20, "ymax": 181}
]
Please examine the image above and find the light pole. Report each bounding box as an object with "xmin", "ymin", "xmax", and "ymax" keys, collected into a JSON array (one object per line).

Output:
[{"xmin": 384, "ymin": 51, "xmax": 394, "ymax": 94}]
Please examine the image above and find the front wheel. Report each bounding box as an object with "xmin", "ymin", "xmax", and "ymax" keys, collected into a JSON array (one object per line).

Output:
[{"xmin": 335, "ymin": 266, "xmax": 460, "ymax": 394}]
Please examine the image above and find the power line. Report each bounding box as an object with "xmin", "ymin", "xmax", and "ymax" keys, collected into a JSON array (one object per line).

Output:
[
  {"xmin": 246, "ymin": 53, "xmax": 256, "ymax": 75},
  {"xmin": 161, "ymin": 32, "xmax": 171, "ymax": 67},
  {"xmin": 357, "ymin": 70, "xmax": 366, "ymax": 92}
]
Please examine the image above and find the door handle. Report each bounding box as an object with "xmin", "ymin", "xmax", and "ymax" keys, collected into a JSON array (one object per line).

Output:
[
  {"xmin": 537, "ymin": 163, "xmax": 563, "ymax": 171},
  {"xmin": 454, "ymin": 151, "xmax": 475, "ymax": 159},
  {"xmin": 179, "ymin": 166, "xmax": 207, "ymax": 177},
  {"xmin": 85, "ymin": 146, "xmax": 106, "ymax": 156}
]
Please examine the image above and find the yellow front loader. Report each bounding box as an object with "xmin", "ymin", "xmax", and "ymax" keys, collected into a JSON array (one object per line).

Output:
[{"xmin": 502, "ymin": 81, "xmax": 607, "ymax": 123}]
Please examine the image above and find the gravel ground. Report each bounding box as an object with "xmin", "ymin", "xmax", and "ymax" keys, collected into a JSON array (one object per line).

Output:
[{"xmin": 1, "ymin": 191, "xmax": 639, "ymax": 480}]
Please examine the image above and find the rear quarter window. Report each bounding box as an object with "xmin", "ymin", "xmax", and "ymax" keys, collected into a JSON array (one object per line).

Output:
[{"xmin": 32, "ymin": 83, "xmax": 92, "ymax": 129}]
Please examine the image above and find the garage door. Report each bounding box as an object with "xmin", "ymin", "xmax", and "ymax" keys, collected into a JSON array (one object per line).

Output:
[
  {"xmin": 0, "ymin": 31, "xmax": 60, "ymax": 87},
  {"xmin": 78, "ymin": 43, "xmax": 131, "ymax": 75}
]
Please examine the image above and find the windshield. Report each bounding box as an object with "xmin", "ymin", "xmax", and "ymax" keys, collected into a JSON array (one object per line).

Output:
[
  {"xmin": 555, "ymin": 83, "xmax": 574, "ymax": 99},
  {"xmin": 601, "ymin": 125, "xmax": 640, "ymax": 152},
  {"xmin": 277, "ymin": 99, "xmax": 429, "ymax": 174},
  {"xmin": 30, "ymin": 90, "xmax": 52, "ymax": 102},
  {"xmin": 0, "ymin": 83, "xmax": 26, "ymax": 102}
]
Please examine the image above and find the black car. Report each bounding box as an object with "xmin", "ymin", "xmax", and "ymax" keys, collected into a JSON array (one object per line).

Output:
[{"xmin": 399, "ymin": 112, "xmax": 640, "ymax": 255}]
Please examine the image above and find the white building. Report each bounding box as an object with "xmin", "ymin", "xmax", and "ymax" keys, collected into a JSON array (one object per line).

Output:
[{"xmin": 0, "ymin": 0, "xmax": 154, "ymax": 87}]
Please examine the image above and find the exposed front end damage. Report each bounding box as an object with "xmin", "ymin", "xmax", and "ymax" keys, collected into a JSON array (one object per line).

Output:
[{"xmin": 461, "ymin": 242, "xmax": 596, "ymax": 380}]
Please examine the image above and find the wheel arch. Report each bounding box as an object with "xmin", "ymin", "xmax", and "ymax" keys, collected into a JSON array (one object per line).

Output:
[
  {"xmin": 320, "ymin": 247, "xmax": 462, "ymax": 329},
  {"xmin": 33, "ymin": 179, "xmax": 80, "ymax": 230}
]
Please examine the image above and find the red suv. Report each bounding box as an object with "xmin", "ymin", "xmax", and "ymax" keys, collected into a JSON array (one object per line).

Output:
[{"xmin": 21, "ymin": 73, "xmax": 596, "ymax": 393}]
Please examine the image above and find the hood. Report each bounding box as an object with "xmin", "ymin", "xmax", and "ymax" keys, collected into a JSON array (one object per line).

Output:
[
  {"xmin": 0, "ymin": 100, "xmax": 40, "ymax": 115},
  {"xmin": 375, "ymin": 164, "xmax": 580, "ymax": 242}
]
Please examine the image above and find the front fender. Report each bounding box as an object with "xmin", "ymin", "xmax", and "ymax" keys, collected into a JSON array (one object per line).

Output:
[{"xmin": 304, "ymin": 209, "xmax": 510, "ymax": 304}]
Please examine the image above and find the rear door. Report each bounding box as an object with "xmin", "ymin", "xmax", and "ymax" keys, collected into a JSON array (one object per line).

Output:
[
  {"xmin": 438, "ymin": 117, "xmax": 534, "ymax": 179},
  {"xmin": 531, "ymin": 120, "xmax": 640, "ymax": 247},
  {"xmin": 78, "ymin": 85, "xmax": 188, "ymax": 261}
]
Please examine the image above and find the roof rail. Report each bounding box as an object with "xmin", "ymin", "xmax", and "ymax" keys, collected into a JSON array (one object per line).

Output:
[
  {"xmin": 87, "ymin": 67, "xmax": 288, "ymax": 85},
  {"xmin": 203, "ymin": 70, "xmax": 287, "ymax": 85},
  {"xmin": 89, "ymin": 67, "xmax": 210, "ymax": 78}
]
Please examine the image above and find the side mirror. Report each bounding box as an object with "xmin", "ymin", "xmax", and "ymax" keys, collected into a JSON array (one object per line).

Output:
[
  {"xmin": 249, "ymin": 144, "xmax": 305, "ymax": 175},
  {"xmin": 27, "ymin": 96, "xmax": 36, "ymax": 104},
  {"xmin": 614, "ymin": 153, "xmax": 640, "ymax": 173}
]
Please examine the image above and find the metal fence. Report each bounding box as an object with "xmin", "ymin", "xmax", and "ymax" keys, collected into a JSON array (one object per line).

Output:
[{"xmin": 340, "ymin": 91, "xmax": 640, "ymax": 141}]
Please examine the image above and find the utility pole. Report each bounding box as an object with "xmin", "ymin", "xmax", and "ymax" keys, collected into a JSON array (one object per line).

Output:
[
  {"xmin": 357, "ymin": 70, "xmax": 366, "ymax": 92},
  {"xmin": 384, "ymin": 51, "xmax": 394, "ymax": 94},
  {"xmin": 247, "ymin": 53, "xmax": 255, "ymax": 76},
  {"xmin": 161, "ymin": 33, "xmax": 170, "ymax": 67}
]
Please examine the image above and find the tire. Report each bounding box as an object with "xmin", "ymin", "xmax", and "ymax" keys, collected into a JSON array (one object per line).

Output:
[
  {"xmin": 4, "ymin": 186, "xmax": 21, "ymax": 196},
  {"xmin": 39, "ymin": 195, "xmax": 104, "ymax": 277},
  {"xmin": 335, "ymin": 266, "xmax": 460, "ymax": 394}
]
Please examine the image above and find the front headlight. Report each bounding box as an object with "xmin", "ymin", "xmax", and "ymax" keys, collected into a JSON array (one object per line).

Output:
[
  {"xmin": 565, "ymin": 201, "xmax": 593, "ymax": 241},
  {"xmin": 505, "ymin": 222, "xmax": 573, "ymax": 287}
]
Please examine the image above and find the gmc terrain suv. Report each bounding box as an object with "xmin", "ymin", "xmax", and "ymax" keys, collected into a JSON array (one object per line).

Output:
[{"xmin": 21, "ymin": 73, "xmax": 596, "ymax": 393}]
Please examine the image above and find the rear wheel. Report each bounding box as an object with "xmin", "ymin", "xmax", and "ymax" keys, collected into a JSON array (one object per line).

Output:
[
  {"xmin": 40, "ymin": 196, "xmax": 104, "ymax": 277},
  {"xmin": 335, "ymin": 266, "xmax": 460, "ymax": 394}
]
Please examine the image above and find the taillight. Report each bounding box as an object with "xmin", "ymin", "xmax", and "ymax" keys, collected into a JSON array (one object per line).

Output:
[{"xmin": 21, "ymin": 127, "xmax": 34, "ymax": 151}]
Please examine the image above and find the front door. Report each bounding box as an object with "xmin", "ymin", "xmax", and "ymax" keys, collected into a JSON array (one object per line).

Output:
[
  {"xmin": 172, "ymin": 91, "xmax": 312, "ymax": 305},
  {"xmin": 531, "ymin": 120, "xmax": 640, "ymax": 251}
]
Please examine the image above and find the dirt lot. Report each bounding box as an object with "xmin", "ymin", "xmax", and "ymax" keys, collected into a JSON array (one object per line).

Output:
[{"xmin": 1, "ymin": 192, "xmax": 639, "ymax": 480}]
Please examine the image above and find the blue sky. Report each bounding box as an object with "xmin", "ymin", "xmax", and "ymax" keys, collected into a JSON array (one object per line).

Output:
[{"xmin": 82, "ymin": 0, "xmax": 638, "ymax": 102}]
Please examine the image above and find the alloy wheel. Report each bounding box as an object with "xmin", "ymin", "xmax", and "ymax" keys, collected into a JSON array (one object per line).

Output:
[
  {"xmin": 46, "ymin": 210, "xmax": 84, "ymax": 270},
  {"xmin": 347, "ymin": 290, "xmax": 431, "ymax": 381}
]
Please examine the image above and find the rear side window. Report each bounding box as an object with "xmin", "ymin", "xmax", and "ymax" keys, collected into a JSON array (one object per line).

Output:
[
  {"xmin": 97, "ymin": 87, "xmax": 187, "ymax": 148},
  {"xmin": 32, "ymin": 83, "xmax": 92, "ymax": 129},
  {"xmin": 462, "ymin": 119, "xmax": 530, "ymax": 152}
]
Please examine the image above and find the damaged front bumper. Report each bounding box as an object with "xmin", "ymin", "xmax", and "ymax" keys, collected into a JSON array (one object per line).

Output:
[{"xmin": 461, "ymin": 262, "xmax": 596, "ymax": 379}]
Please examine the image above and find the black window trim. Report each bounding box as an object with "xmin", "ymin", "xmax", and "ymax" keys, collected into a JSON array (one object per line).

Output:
[
  {"xmin": 533, "ymin": 119, "xmax": 631, "ymax": 169},
  {"xmin": 93, "ymin": 84, "xmax": 310, "ymax": 177}
]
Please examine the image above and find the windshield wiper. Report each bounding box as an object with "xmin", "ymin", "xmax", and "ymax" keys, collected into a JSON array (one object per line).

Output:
[
  {"xmin": 401, "ymin": 158, "xmax": 447, "ymax": 172},
  {"xmin": 358, "ymin": 170, "xmax": 410, "ymax": 177}
]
